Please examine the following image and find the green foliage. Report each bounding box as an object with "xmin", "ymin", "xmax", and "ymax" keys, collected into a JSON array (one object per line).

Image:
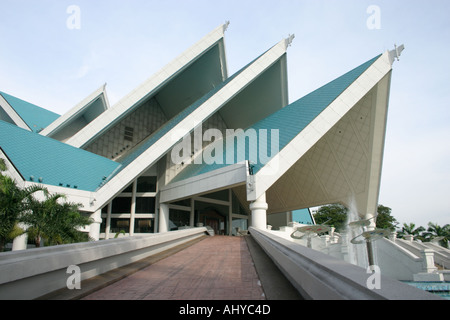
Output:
[
  {"xmin": 422, "ymin": 222, "xmax": 450, "ymax": 248},
  {"xmin": 397, "ymin": 222, "xmax": 425, "ymax": 240},
  {"xmin": 395, "ymin": 222, "xmax": 449, "ymax": 248},
  {"xmin": 0, "ymin": 157, "xmax": 92, "ymax": 250},
  {"xmin": 114, "ymin": 230, "xmax": 126, "ymax": 238},
  {"xmin": 313, "ymin": 204, "xmax": 348, "ymax": 232},
  {"xmin": 0, "ymin": 159, "xmax": 46, "ymax": 250},
  {"xmin": 375, "ymin": 205, "xmax": 398, "ymax": 231},
  {"xmin": 21, "ymin": 193, "xmax": 91, "ymax": 247}
]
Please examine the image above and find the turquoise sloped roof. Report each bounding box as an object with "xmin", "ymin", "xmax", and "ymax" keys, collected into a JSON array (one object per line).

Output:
[
  {"xmin": 171, "ymin": 54, "xmax": 381, "ymax": 182},
  {"xmin": 292, "ymin": 208, "xmax": 314, "ymax": 225},
  {"xmin": 0, "ymin": 120, "xmax": 121, "ymax": 192},
  {"xmin": 112, "ymin": 47, "xmax": 274, "ymax": 174},
  {"xmin": 0, "ymin": 91, "xmax": 60, "ymax": 132}
]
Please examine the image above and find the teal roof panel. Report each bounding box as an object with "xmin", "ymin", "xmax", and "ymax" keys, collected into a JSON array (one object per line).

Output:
[
  {"xmin": 172, "ymin": 54, "xmax": 381, "ymax": 182},
  {"xmin": 0, "ymin": 91, "xmax": 60, "ymax": 132},
  {"xmin": 113, "ymin": 48, "xmax": 273, "ymax": 174},
  {"xmin": 292, "ymin": 208, "xmax": 314, "ymax": 225},
  {"xmin": 0, "ymin": 120, "xmax": 121, "ymax": 192}
]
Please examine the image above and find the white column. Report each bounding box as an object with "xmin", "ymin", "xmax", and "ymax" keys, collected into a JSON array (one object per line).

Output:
[
  {"xmin": 158, "ymin": 203, "xmax": 170, "ymax": 233},
  {"xmin": 228, "ymin": 189, "xmax": 233, "ymax": 236},
  {"xmin": 189, "ymin": 198, "xmax": 195, "ymax": 227},
  {"xmin": 250, "ymin": 193, "xmax": 268, "ymax": 230},
  {"xmin": 12, "ymin": 223, "xmax": 28, "ymax": 251},
  {"xmin": 104, "ymin": 203, "xmax": 112, "ymax": 239},
  {"xmin": 129, "ymin": 180, "xmax": 137, "ymax": 236},
  {"xmin": 421, "ymin": 249, "xmax": 438, "ymax": 273},
  {"xmin": 89, "ymin": 209, "xmax": 102, "ymax": 241}
]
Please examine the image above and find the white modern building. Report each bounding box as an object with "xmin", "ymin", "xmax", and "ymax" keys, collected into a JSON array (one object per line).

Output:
[{"xmin": 0, "ymin": 23, "xmax": 402, "ymax": 249}]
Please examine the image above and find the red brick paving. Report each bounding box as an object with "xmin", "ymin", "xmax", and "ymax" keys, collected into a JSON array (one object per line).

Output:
[{"xmin": 82, "ymin": 236, "xmax": 265, "ymax": 300}]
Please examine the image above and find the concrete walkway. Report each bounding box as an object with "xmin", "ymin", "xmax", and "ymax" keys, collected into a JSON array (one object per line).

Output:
[{"xmin": 82, "ymin": 236, "xmax": 266, "ymax": 300}]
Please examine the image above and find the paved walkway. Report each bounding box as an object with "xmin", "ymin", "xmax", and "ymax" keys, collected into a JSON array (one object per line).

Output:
[{"xmin": 82, "ymin": 236, "xmax": 265, "ymax": 300}]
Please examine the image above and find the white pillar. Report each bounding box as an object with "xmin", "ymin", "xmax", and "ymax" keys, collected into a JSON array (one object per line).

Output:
[
  {"xmin": 104, "ymin": 203, "xmax": 112, "ymax": 240},
  {"xmin": 129, "ymin": 180, "xmax": 137, "ymax": 236},
  {"xmin": 12, "ymin": 223, "xmax": 28, "ymax": 251},
  {"xmin": 89, "ymin": 209, "xmax": 102, "ymax": 241},
  {"xmin": 421, "ymin": 249, "xmax": 438, "ymax": 273},
  {"xmin": 189, "ymin": 198, "xmax": 195, "ymax": 227},
  {"xmin": 228, "ymin": 190, "xmax": 233, "ymax": 236},
  {"xmin": 250, "ymin": 193, "xmax": 268, "ymax": 230},
  {"xmin": 159, "ymin": 203, "xmax": 169, "ymax": 233}
]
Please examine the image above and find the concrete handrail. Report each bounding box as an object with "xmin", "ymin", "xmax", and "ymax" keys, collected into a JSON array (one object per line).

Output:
[
  {"xmin": 0, "ymin": 227, "xmax": 208, "ymax": 299},
  {"xmin": 395, "ymin": 239, "xmax": 450, "ymax": 268},
  {"xmin": 249, "ymin": 227, "xmax": 442, "ymax": 300}
]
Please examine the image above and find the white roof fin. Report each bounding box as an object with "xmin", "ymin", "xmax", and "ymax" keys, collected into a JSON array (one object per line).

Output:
[{"xmin": 388, "ymin": 44, "xmax": 405, "ymax": 65}]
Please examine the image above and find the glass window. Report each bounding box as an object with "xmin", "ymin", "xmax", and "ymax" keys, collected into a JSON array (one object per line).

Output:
[
  {"xmin": 109, "ymin": 218, "xmax": 130, "ymax": 234},
  {"xmin": 122, "ymin": 183, "xmax": 133, "ymax": 193},
  {"xmin": 111, "ymin": 197, "xmax": 132, "ymax": 213},
  {"xmin": 169, "ymin": 209, "xmax": 190, "ymax": 230},
  {"xmin": 134, "ymin": 218, "xmax": 154, "ymax": 233},
  {"xmin": 137, "ymin": 176, "xmax": 157, "ymax": 192},
  {"xmin": 202, "ymin": 189, "xmax": 229, "ymax": 201},
  {"xmin": 135, "ymin": 197, "xmax": 156, "ymax": 213},
  {"xmin": 232, "ymin": 193, "xmax": 249, "ymax": 215},
  {"xmin": 232, "ymin": 218, "xmax": 248, "ymax": 236}
]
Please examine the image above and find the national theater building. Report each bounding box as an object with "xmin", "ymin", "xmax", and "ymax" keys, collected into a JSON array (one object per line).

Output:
[{"xmin": 0, "ymin": 23, "xmax": 403, "ymax": 248}]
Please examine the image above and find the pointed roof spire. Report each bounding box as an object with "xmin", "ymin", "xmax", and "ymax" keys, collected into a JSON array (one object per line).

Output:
[
  {"xmin": 388, "ymin": 44, "xmax": 405, "ymax": 65},
  {"xmin": 285, "ymin": 34, "xmax": 295, "ymax": 48},
  {"xmin": 223, "ymin": 21, "xmax": 230, "ymax": 32}
]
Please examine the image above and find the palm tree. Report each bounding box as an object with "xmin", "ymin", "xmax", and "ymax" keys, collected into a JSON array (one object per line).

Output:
[
  {"xmin": 0, "ymin": 159, "xmax": 45, "ymax": 251},
  {"xmin": 397, "ymin": 222, "xmax": 425, "ymax": 241},
  {"xmin": 422, "ymin": 222, "xmax": 450, "ymax": 248},
  {"xmin": 22, "ymin": 192, "xmax": 92, "ymax": 247}
]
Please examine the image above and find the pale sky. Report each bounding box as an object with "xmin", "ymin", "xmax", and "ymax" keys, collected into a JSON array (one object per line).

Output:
[{"xmin": 0, "ymin": 0, "xmax": 449, "ymax": 228}]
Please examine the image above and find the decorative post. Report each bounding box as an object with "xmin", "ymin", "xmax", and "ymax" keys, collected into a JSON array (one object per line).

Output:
[{"xmin": 250, "ymin": 193, "xmax": 268, "ymax": 230}]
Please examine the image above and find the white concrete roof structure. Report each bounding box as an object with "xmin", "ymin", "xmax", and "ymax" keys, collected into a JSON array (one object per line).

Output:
[
  {"xmin": 39, "ymin": 84, "xmax": 110, "ymax": 142},
  {"xmin": 65, "ymin": 23, "xmax": 231, "ymax": 149},
  {"xmin": 161, "ymin": 49, "xmax": 400, "ymax": 226},
  {"xmin": 0, "ymin": 23, "xmax": 403, "ymax": 241}
]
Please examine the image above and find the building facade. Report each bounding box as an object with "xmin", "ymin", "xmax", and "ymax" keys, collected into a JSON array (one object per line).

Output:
[{"xmin": 0, "ymin": 23, "xmax": 402, "ymax": 248}]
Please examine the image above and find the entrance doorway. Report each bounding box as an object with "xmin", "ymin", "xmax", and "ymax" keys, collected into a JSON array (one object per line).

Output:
[
  {"xmin": 205, "ymin": 218, "xmax": 220, "ymax": 235},
  {"xmin": 199, "ymin": 207, "xmax": 225, "ymax": 235}
]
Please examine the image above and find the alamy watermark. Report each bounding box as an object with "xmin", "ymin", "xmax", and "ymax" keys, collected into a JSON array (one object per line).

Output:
[
  {"xmin": 66, "ymin": 5, "xmax": 81, "ymax": 30},
  {"xmin": 170, "ymin": 126, "xmax": 280, "ymax": 174},
  {"xmin": 366, "ymin": 265, "xmax": 381, "ymax": 290},
  {"xmin": 366, "ymin": 5, "xmax": 381, "ymax": 30},
  {"xmin": 66, "ymin": 265, "xmax": 81, "ymax": 290}
]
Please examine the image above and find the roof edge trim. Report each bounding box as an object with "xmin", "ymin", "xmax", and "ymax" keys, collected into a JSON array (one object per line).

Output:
[
  {"xmin": 0, "ymin": 93, "xmax": 31, "ymax": 131},
  {"xmin": 66, "ymin": 23, "xmax": 229, "ymax": 149},
  {"xmin": 247, "ymin": 52, "xmax": 393, "ymax": 202},
  {"xmin": 39, "ymin": 84, "xmax": 109, "ymax": 137}
]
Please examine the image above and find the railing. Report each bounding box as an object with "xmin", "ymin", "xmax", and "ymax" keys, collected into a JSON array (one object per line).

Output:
[
  {"xmin": 249, "ymin": 227, "xmax": 443, "ymax": 300},
  {"xmin": 0, "ymin": 227, "xmax": 208, "ymax": 300}
]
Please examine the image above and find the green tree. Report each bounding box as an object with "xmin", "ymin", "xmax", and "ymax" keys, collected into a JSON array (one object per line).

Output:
[
  {"xmin": 313, "ymin": 204, "xmax": 348, "ymax": 232},
  {"xmin": 422, "ymin": 222, "xmax": 449, "ymax": 248},
  {"xmin": 375, "ymin": 205, "xmax": 398, "ymax": 231},
  {"xmin": 397, "ymin": 222, "xmax": 426, "ymax": 241},
  {"xmin": 0, "ymin": 159, "xmax": 44, "ymax": 251},
  {"xmin": 22, "ymin": 192, "xmax": 92, "ymax": 247}
]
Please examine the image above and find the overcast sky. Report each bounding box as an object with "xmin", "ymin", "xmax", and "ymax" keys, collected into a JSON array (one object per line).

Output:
[{"xmin": 0, "ymin": 0, "xmax": 449, "ymax": 228}]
